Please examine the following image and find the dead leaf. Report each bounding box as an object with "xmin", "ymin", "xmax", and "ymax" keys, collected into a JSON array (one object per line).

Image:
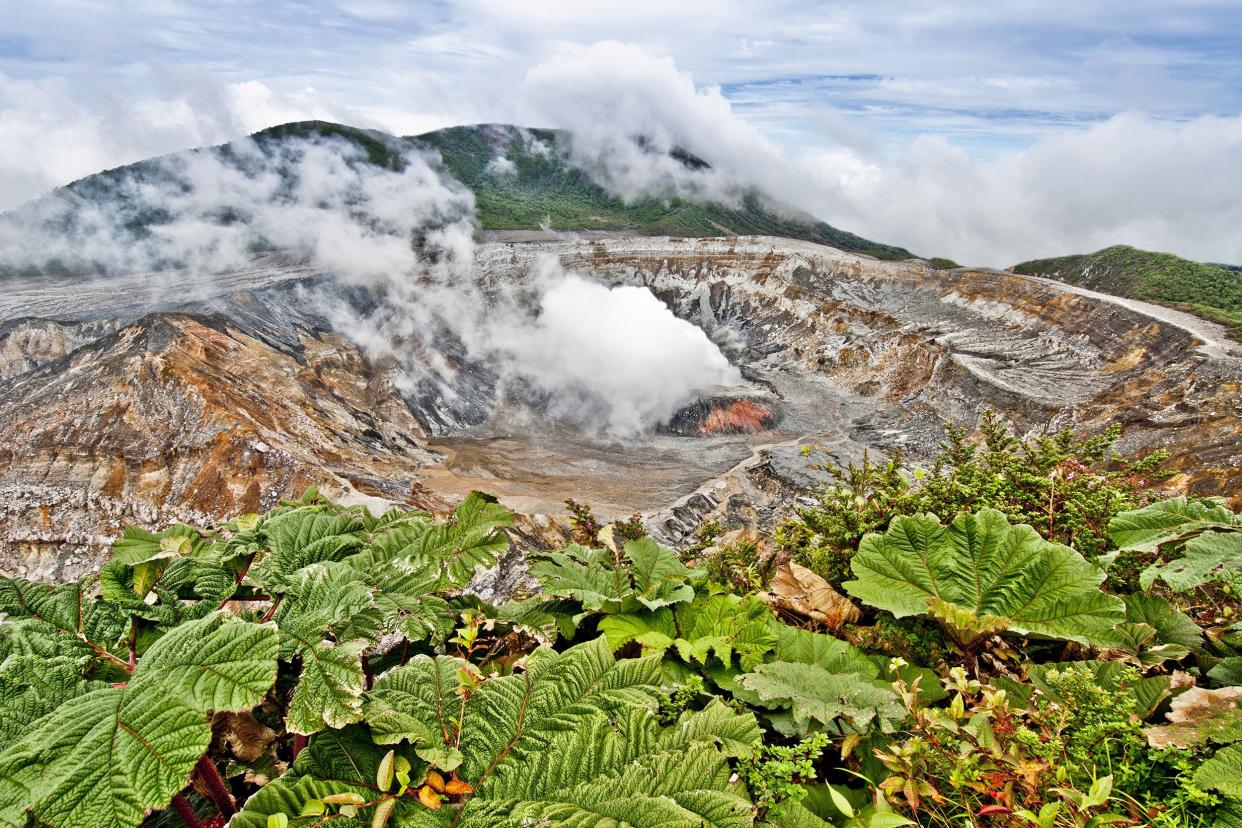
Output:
[
  {"xmin": 1144, "ymin": 685, "xmax": 1242, "ymax": 748},
  {"xmin": 212, "ymin": 710, "xmax": 278, "ymax": 763},
  {"xmin": 760, "ymin": 561, "xmax": 860, "ymax": 631}
]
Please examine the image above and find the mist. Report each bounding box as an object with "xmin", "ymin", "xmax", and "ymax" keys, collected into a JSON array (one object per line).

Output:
[
  {"xmin": 0, "ymin": 129, "xmax": 744, "ymax": 437},
  {"xmin": 495, "ymin": 261, "xmax": 743, "ymax": 436}
]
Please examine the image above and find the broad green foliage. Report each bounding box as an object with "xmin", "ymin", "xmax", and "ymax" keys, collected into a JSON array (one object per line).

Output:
[
  {"xmin": 243, "ymin": 638, "xmax": 760, "ymax": 828},
  {"xmin": 1110, "ymin": 497, "xmax": 1242, "ymax": 592},
  {"xmin": 530, "ymin": 536, "xmax": 695, "ymax": 615},
  {"xmin": 1109, "ymin": 497, "xmax": 1238, "ymax": 551},
  {"xmin": 778, "ymin": 413, "xmax": 1164, "ymax": 581},
  {"xmin": 844, "ymin": 508, "xmax": 1125, "ymax": 651},
  {"xmin": 599, "ymin": 590, "xmax": 778, "ymax": 674},
  {"xmin": 731, "ymin": 623, "xmax": 904, "ymax": 737},
  {"xmin": 737, "ymin": 662, "xmax": 904, "ymax": 736},
  {"xmin": 6, "ymin": 481, "xmax": 1239, "ymax": 828},
  {"xmin": 0, "ymin": 613, "xmax": 277, "ymax": 828}
]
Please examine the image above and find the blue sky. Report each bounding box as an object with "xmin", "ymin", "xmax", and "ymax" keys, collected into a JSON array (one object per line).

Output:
[{"xmin": 2, "ymin": 1, "xmax": 1241, "ymax": 265}]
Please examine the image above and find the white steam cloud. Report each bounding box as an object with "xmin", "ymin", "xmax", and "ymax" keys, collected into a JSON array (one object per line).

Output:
[
  {"xmin": 0, "ymin": 130, "xmax": 742, "ymax": 436},
  {"xmin": 496, "ymin": 264, "xmax": 742, "ymax": 435}
]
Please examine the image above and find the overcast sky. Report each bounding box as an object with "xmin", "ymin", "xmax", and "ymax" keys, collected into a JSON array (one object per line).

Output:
[{"xmin": 2, "ymin": 1, "xmax": 1240, "ymax": 266}]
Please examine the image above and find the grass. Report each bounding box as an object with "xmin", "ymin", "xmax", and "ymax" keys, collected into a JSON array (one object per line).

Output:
[{"xmin": 1013, "ymin": 244, "xmax": 1242, "ymax": 336}]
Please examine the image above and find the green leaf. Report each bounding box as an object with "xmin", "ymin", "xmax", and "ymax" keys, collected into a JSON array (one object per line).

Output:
[
  {"xmin": 416, "ymin": 744, "xmax": 464, "ymax": 772},
  {"xmin": 363, "ymin": 654, "xmax": 464, "ymax": 746},
  {"xmin": 597, "ymin": 607, "xmax": 676, "ymax": 651},
  {"xmin": 1210, "ymin": 658, "xmax": 1242, "ymax": 687},
  {"xmin": 0, "ymin": 576, "xmax": 128, "ymax": 664},
  {"xmin": 357, "ymin": 492, "xmax": 512, "ymax": 588},
  {"xmin": 0, "ymin": 654, "xmax": 103, "ymax": 749},
  {"xmin": 237, "ymin": 728, "xmax": 435, "ymax": 828},
  {"xmin": 111, "ymin": 524, "xmax": 209, "ymax": 566},
  {"xmin": 844, "ymin": 509, "xmax": 1125, "ymax": 647},
  {"xmin": 1141, "ymin": 531, "xmax": 1242, "ymax": 592},
  {"xmin": 1198, "ymin": 744, "xmax": 1242, "ymax": 798},
  {"xmin": 672, "ymin": 592, "xmax": 777, "ymax": 671},
  {"xmin": 737, "ymin": 661, "xmax": 906, "ymax": 736},
  {"xmin": 1109, "ymin": 497, "xmax": 1237, "ymax": 552},
  {"xmin": 0, "ymin": 613, "xmax": 277, "ymax": 828},
  {"xmin": 259, "ymin": 509, "xmax": 365, "ymax": 588}
]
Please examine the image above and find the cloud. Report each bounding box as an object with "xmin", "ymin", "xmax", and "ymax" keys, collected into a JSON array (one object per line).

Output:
[
  {"xmin": 812, "ymin": 111, "xmax": 1242, "ymax": 265},
  {"xmin": 0, "ymin": 125, "xmax": 742, "ymax": 437},
  {"xmin": 0, "ymin": 71, "xmax": 359, "ymax": 211},
  {"xmin": 494, "ymin": 263, "xmax": 742, "ymax": 435},
  {"xmin": 517, "ymin": 41, "xmax": 1242, "ymax": 266}
]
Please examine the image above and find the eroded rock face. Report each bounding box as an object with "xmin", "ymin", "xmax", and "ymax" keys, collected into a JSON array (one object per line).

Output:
[{"xmin": 2, "ymin": 234, "xmax": 1239, "ymax": 581}]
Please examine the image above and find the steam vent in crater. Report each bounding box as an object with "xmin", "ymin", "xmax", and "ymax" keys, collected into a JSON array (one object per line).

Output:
[{"xmin": 2, "ymin": 232, "xmax": 1241, "ymax": 584}]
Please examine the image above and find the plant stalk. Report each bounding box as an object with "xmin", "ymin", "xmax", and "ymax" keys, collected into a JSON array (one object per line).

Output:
[
  {"xmin": 170, "ymin": 794, "xmax": 203, "ymax": 828},
  {"xmin": 194, "ymin": 756, "xmax": 236, "ymax": 818}
]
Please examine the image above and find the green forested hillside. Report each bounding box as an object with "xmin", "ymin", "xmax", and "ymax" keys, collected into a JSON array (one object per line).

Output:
[
  {"xmin": 414, "ymin": 124, "xmax": 915, "ymax": 259},
  {"xmin": 1013, "ymin": 244, "xmax": 1242, "ymax": 334}
]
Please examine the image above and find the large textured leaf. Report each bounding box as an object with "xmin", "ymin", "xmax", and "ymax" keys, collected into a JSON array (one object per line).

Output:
[
  {"xmin": 0, "ymin": 654, "xmax": 103, "ymax": 749},
  {"xmin": 110, "ymin": 524, "xmax": 210, "ymax": 567},
  {"xmin": 737, "ymin": 661, "xmax": 905, "ymax": 736},
  {"xmin": 274, "ymin": 563, "xmax": 375, "ymax": 735},
  {"xmin": 672, "ymin": 593, "xmax": 778, "ymax": 671},
  {"xmin": 529, "ymin": 544, "xmax": 633, "ymax": 612},
  {"xmin": 99, "ymin": 554, "xmax": 235, "ymax": 626},
  {"xmin": 355, "ymin": 491, "xmax": 512, "ymax": 588},
  {"xmin": 268, "ymin": 639, "xmax": 755, "ymax": 828},
  {"xmin": 1141, "ymin": 531, "xmax": 1242, "ymax": 592},
  {"xmin": 234, "ymin": 727, "xmax": 436, "ymax": 828},
  {"xmin": 1196, "ymin": 743, "xmax": 1242, "ymax": 798},
  {"xmin": 1109, "ymin": 497, "xmax": 1238, "ymax": 552},
  {"xmin": 0, "ymin": 613, "xmax": 277, "ymax": 828},
  {"xmin": 767, "ymin": 622, "xmax": 879, "ymax": 678},
  {"xmin": 0, "ymin": 576, "xmax": 128, "ymax": 666},
  {"xmin": 258, "ymin": 508, "xmax": 365, "ymax": 588},
  {"xmin": 363, "ymin": 654, "xmax": 464, "ymax": 746},
  {"xmin": 844, "ymin": 509, "xmax": 1124, "ymax": 647},
  {"xmin": 529, "ymin": 538, "xmax": 695, "ymax": 616}
]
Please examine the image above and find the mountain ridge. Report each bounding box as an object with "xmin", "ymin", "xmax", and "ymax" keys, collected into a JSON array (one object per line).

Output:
[
  {"xmin": 1012, "ymin": 244, "xmax": 1242, "ymax": 336},
  {"xmin": 1, "ymin": 119, "xmax": 918, "ymax": 275}
]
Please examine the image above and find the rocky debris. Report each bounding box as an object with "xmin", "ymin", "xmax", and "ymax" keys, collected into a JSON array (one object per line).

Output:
[{"xmin": 664, "ymin": 394, "xmax": 782, "ymax": 436}]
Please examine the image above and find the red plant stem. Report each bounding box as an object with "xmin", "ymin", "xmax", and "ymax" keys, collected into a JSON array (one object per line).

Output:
[
  {"xmin": 260, "ymin": 594, "xmax": 283, "ymax": 623},
  {"xmin": 194, "ymin": 756, "xmax": 236, "ymax": 818},
  {"xmin": 362, "ymin": 654, "xmax": 375, "ymax": 690},
  {"xmin": 170, "ymin": 794, "xmax": 203, "ymax": 828},
  {"xmin": 292, "ymin": 733, "xmax": 308, "ymax": 760}
]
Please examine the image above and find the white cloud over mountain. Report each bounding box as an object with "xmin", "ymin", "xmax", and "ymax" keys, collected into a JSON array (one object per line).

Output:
[{"xmin": 1, "ymin": 2, "xmax": 1241, "ymax": 265}]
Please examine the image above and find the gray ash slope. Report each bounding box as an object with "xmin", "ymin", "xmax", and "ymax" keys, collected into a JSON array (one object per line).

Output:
[
  {"xmin": 1, "ymin": 121, "xmax": 1240, "ymax": 581},
  {"xmin": 3, "ymin": 230, "xmax": 1241, "ymax": 581}
]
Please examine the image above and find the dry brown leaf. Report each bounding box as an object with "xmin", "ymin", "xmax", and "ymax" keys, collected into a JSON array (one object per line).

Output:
[
  {"xmin": 1144, "ymin": 685, "xmax": 1242, "ymax": 748},
  {"xmin": 211, "ymin": 710, "xmax": 278, "ymax": 763},
  {"xmin": 760, "ymin": 561, "xmax": 860, "ymax": 631}
]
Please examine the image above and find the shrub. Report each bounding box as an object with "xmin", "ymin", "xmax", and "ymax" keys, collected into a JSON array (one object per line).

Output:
[{"xmin": 777, "ymin": 411, "xmax": 1166, "ymax": 586}]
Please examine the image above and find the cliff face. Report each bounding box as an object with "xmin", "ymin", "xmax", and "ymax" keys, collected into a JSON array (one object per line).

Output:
[{"xmin": 2, "ymin": 234, "xmax": 1239, "ymax": 581}]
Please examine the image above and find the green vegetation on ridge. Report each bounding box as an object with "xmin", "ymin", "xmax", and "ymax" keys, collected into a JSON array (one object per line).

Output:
[
  {"xmin": 1013, "ymin": 244, "xmax": 1242, "ymax": 335},
  {"xmin": 414, "ymin": 124, "xmax": 915, "ymax": 260}
]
